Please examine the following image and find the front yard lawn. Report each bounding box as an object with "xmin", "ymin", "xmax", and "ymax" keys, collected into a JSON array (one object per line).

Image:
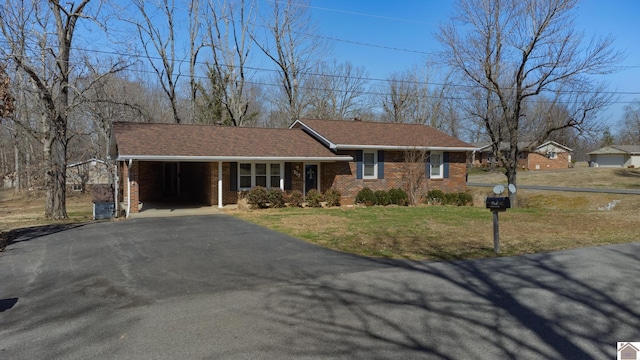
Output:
[{"xmin": 231, "ymin": 205, "xmax": 638, "ymax": 260}]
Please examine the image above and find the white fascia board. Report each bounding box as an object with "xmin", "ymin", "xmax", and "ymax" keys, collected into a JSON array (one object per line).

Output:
[
  {"xmin": 291, "ymin": 120, "xmax": 338, "ymax": 150},
  {"xmin": 117, "ymin": 155, "xmax": 353, "ymax": 162},
  {"xmin": 537, "ymin": 141, "xmax": 573, "ymax": 152},
  {"xmin": 335, "ymin": 145, "xmax": 478, "ymax": 152}
]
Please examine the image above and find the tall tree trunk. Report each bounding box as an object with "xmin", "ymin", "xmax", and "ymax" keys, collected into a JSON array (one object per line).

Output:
[
  {"xmin": 44, "ymin": 114, "xmax": 68, "ymax": 219},
  {"xmin": 13, "ymin": 140, "xmax": 20, "ymax": 193}
]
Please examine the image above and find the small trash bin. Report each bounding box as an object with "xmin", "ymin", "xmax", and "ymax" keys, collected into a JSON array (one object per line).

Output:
[
  {"xmin": 92, "ymin": 184, "xmax": 115, "ymax": 220},
  {"xmin": 93, "ymin": 202, "xmax": 115, "ymax": 220}
]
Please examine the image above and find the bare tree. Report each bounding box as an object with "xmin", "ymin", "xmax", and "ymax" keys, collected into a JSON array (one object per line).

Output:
[
  {"xmin": 0, "ymin": 0, "xmax": 100, "ymax": 219},
  {"xmin": 188, "ymin": 0, "xmax": 204, "ymax": 123},
  {"xmin": 253, "ymin": 0, "xmax": 325, "ymax": 125},
  {"xmin": 379, "ymin": 66, "xmax": 454, "ymax": 132},
  {"xmin": 438, "ymin": 0, "xmax": 622, "ymax": 204},
  {"xmin": 304, "ymin": 60, "xmax": 370, "ymax": 119},
  {"xmin": 128, "ymin": 0, "xmax": 185, "ymax": 124},
  {"xmin": 400, "ymin": 149, "xmax": 430, "ymax": 206},
  {"xmin": 619, "ymin": 101, "xmax": 640, "ymax": 145},
  {"xmin": 198, "ymin": 0, "xmax": 257, "ymax": 126}
]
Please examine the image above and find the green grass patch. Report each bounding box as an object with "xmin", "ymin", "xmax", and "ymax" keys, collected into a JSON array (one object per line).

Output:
[{"xmin": 231, "ymin": 204, "xmax": 639, "ymax": 261}]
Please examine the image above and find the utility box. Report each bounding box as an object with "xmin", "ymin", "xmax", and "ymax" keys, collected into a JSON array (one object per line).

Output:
[{"xmin": 485, "ymin": 196, "xmax": 511, "ymax": 212}]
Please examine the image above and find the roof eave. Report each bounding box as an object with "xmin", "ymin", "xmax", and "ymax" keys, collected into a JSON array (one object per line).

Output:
[
  {"xmin": 291, "ymin": 119, "xmax": 338, "ymax": 150},
  {"xmin": 335, "ymin": 144, "xmax": 477, "ymax": 151},
  {"xmin": 116, "ymin": 155, "xmax": 353, "ymax": 162}
]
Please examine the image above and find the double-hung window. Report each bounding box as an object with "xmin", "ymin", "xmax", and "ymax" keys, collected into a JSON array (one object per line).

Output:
[
  {"xmin": 239, "ymin": 163, "xmax": 252, "ymax": 188},
  {"xmin": 270, "ymin": 164, "xmax": 281, "ymax": 188},
  {"xmin": 238, "ymin": 163, "xmax": 283, "ymax": 190},
  {"xmin": 430, "ymin": 152, "xmax": 443, "ymax": 179},
  {"xmin": 363, "ymin": 151, "xmax": 377, "ymax": 179},
  {"xmin": 255, "ymin": 164, "xmax": 267, "ymax": 187}
]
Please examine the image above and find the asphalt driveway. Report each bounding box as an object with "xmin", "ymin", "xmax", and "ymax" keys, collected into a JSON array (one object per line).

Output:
[{"xmin": 1, "ymin": 214, "xmax": 639, "ymax": 359}]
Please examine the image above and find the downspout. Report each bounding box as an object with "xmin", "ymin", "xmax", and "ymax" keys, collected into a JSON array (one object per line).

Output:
[
  {"xmin": 127, "ymin": 159, "xmax": 132, "ymax": 218},
  {"xmin": 218, "ymin": 161, "xmax": 223, "ymax": 208},
  {"xmin": 114, "ymin": 163, "xmax": 119, "ymax": 217}
]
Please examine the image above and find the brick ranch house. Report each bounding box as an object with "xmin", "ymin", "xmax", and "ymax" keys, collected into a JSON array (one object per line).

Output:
[
  {"xmin": 470, "ymin": 141, "xmax": 572, "ymax": 170},
  {"xmin": 109, "ymin": 119, "xmax": 475, "ymax": 217}
]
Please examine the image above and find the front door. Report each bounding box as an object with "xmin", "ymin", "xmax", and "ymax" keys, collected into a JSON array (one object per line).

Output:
[
  {"xmin": 163, "ymin": 162, "xmax": 179, "ymax": 198},
  {"xmin": 304, "ymin": 164, "xmax": 318, "ymax": 195}
]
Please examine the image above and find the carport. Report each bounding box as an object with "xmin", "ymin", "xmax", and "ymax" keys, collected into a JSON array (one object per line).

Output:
[{"xmin": 109, "ymin": 122, "xmax": 352, "ymax": 218}]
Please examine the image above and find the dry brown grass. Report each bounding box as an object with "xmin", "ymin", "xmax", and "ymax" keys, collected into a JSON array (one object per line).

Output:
[
  {"xmin": 230, "ymin": 198, "xmax": 640, "ymax": 261},
  {"xmin": 0, "ymin": 188, "xmax": 93, "ymax": 234},
  {"xmin": 232, "ymin": 167, "xmax": 640, "ymax": 260},
  {"xmin": 468, "ymin": 167, "xmax": 640, "ymax": 189}
]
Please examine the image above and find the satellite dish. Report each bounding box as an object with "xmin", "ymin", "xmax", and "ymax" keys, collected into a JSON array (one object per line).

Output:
[
  {"xmin": 508, "ymin": 184, "xmax": 517, "ymax": 194},
  {"xmin": 492, "ymin": 185, "xmax": 505, "ymax": 195}
]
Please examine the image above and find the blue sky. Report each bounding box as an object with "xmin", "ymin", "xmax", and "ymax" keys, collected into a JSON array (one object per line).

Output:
[
  {"xmin": 77, "ymin": 0, "xmax": 639, "ymax": 129},
  {"xmin": 305, "ymin": 0, "xmax": 640, "ymax": 126}
]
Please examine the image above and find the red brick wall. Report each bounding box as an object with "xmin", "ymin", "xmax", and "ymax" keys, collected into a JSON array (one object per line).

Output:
[
  {"xmin": 324, "ymin": 150, "xmax": 468, "ymax": 205},
  {"xmin": 138, "ymin": 161, "xmax": 163, "ymax": 202},
  {"xmin": 121, "ymin": 155, "xmax": 469, "ymax": 210},
  {"xmin": 521, "ymin": 152, "xmax": 570, "ymax": 170}
]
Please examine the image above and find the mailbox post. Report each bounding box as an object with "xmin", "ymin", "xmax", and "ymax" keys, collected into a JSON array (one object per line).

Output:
[{"xmin": 485, "ymin": 196, "xmax": 511, "ymax": 253}]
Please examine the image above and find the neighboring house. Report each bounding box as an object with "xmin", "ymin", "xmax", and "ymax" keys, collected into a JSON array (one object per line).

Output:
[
  {"xmin": 471, "ymin": 141, "xmax": 572, "ymax": 170},
  {"xmin": 588, "ymin": 145, "xmax": 640, "ymax": 168},
  {"xmin": 66, "ymin": 158, "xmax": 112, "ymax": 191},
  {"xmin": 109, "ymin": 119, "xmax": 475, "ymax": 216}
]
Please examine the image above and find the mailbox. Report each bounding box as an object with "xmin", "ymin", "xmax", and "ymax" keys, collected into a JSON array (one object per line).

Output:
[{"xmin": 486, "ymin": 196, "xmax": 510, "ymax": 211}]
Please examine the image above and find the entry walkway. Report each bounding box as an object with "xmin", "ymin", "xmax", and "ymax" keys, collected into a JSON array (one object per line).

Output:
[{"xmin": 128, "ymin": 200, "xmax": 226, "ymax": 218}]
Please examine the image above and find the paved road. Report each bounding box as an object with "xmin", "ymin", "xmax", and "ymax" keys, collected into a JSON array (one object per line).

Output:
[
  {"xmin": 468, "ymin": 182, "xmax": 640, "ymax": 195},
  {"xmin": 1, "ymin": 215, "xmax": 639, "ymax": 359}
]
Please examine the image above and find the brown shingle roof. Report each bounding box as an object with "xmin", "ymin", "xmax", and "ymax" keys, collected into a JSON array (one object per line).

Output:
[
  {"xmin": 112, "ymin": 122, "xmax": 348, "ymax": 160},
  {"xmin": 294, "ymin": 119, "xmax": 474, "ymax": 149}
]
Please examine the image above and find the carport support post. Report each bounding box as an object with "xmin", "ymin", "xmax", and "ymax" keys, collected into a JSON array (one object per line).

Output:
[
  {"xmin": 217, "ymin": 161, "xmax": 223, "ymax": 208},
  {"xmin": 492, "ymin": 210, "xmax": 500, "ymax": 254}
]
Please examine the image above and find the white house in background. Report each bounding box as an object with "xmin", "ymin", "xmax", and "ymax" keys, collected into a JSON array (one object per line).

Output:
[
  {"xmin": 66, "ymin": 158, "xmax": 112, "ymax": 191},
  {"xmin": 588, "ymin": 145, "xmax": 640, "ymax": 168}
]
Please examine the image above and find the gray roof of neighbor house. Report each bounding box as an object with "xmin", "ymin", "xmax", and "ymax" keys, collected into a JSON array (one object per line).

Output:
[
  {"xmin": 588, "ymin": 145, "xmax": 640, "ymax": 155},
  {"xmin": 291, "ymin": 119, "xmax": 475, "ymax": 151},
  {"xmin": 110, "ymin": 122, "xmax": 352, "ymax": 162}
]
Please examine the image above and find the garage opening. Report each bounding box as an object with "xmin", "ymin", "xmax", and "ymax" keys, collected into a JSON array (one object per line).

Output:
[{"xmin": 138, "ymin": 161, "xmax": 211, "ymax": 211}]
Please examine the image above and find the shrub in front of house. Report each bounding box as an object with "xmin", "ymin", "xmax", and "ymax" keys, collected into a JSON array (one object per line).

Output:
[
  {"xmin": 374, "ymin": 190, "xmax": 390, "ymax": 206},
  {"xmin": 442, "ymin": 192, "xmax": 473, "ymax": 206},
  {"xmin": 388, "ymin": 188, "xmax": 409, "ymax": 206},
  {"xmin": 247, "ymin": 186, "xmax": 269, "ymax": 209},
  {"xmin": 306, "ymin": 189, "xmax": 323, "ymax": 208},
  {"xmin": 267, "ymin": 188, "xmax": 285, "ymax": 208},
  {"xmin": 355, "ymin": 187, "xmax": 376, "ymax": 206},
  {"xmin": 425, "ymin": 189, "xmax": 445, "ymax": 205},
  {"xmin": 425, "ymin": 191, "xmax": 473, "ymax": 206},
  {"xmin": 287, "ymin": 190, "xmax": 303, "ymax": 208},
  {"xmin": 324, "ymin": 188, "xmax": 341, "ymax": 207}
]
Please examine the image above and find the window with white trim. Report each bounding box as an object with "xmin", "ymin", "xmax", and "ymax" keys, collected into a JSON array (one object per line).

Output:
[
  {"xmin": 363, "ymin": 151, "xmax": 377, "ymax": 179},
  {"xmin": 238, "ymin": 163, "xmax": 283, "ymax": 190},
  {"xmin": 239, "ymin": 163, "xmax": 252, "ymax": 188},
  {"xmin": 430, "ymin": 152, "xmax": 443, "ymax": 179},
  {"xmin": 270, "ymin": 164, "xmax": 280, "ymax": 187},
  {"xmin": 255, "ymin": 164, "xmax": 267, "ymax": 187}
]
